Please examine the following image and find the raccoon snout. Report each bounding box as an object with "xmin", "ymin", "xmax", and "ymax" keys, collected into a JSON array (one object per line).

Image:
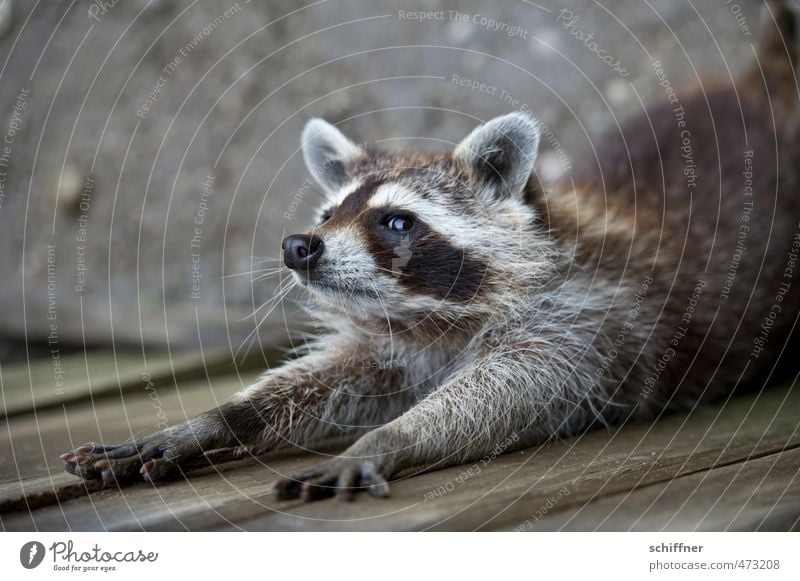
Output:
[{"xmin": 282, "ymin": 234, "xmax": 324, "ymax": 271}]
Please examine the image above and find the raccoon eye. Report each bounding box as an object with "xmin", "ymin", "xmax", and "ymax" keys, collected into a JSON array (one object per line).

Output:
[
  {"xmin": 386, "ymin": 214, "xmax": 414, "ymax": 232},
  {"xmin": 319, "ymin": 211, "xmax": 332, "ymax": 224}
]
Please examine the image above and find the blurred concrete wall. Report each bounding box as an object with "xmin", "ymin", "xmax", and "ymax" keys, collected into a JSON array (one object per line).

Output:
[{"xmin": 0, "ymin": 0, "xmax": 760, "ymax": 355}]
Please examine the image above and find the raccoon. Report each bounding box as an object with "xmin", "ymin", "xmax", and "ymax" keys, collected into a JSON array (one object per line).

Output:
[{"xmin": 63, "ymin": 3, "xmax": 800, "ymax": 502}]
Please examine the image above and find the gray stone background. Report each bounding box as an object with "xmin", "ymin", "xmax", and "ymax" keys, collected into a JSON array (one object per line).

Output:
[{"xmin": 0, "ymin": 0, "xmax": 763, "ymax": 359}]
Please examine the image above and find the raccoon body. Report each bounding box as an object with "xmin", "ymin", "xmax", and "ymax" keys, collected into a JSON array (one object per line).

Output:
[{"xmin": 63, "ymin": 4, "xmax": 800, "ymax": 501}]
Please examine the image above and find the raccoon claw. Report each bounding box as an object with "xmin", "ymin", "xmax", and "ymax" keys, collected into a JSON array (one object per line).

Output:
[
  {"xmin": 60, "ymin": 437, "xmax": 183, "ymax": 486},
  {"xmin": 273, "ymin": 460, "xmax": 390, "ymax": 502}
]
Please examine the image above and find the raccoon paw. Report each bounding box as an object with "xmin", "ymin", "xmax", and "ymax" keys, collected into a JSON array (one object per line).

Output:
[
  {"xmin": 273, "ymin": 459, "xmax": 391, "ymax": 502},
  {"xmin": 60, "ymin": 434, "xmax": 186, "ymax": 486}
]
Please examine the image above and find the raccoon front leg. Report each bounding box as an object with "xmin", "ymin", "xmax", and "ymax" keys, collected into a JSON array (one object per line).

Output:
[
  {"xmin": 62, "ymin": 345, "xmax": 412, "ymax": 486},
  {"xmin": 273, "ymin": 351, "xmax": 573, "ymax": 501}
]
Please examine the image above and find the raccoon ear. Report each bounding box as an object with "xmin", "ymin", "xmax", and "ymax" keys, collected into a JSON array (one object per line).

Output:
[
  {"xmin": 454, "ymin": 112, "xmax": 540, "ymax": 201},
  {"xmin": 302, "ymin": 118, "xmax": 362, "ymax": 193}
]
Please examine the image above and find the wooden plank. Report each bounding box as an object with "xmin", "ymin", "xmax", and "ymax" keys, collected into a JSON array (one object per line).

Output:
[
  {"xmin": 2, "ymin": 380, "xmax": 797, "ymax": 531},
  {"xmin": 0, "ymin": 369, "xmax": 262, "ymax": 528},
  {"xmin": 0, "ymin": 347, "xmax": 269, "ymax": 418},
  {"xmin": 0, "ymin": 369, "xmax": 259, "ymax": 481},
  {"xmin": 1, "ymin": 350, "xmax": 147, "ymax": 417},
  {"xmin": 502, "ymin": 447, "xmax": 800, "ymax": 531},
  {"xmin": 0, "ymin": 300, "xmax": 286, "ymax": 351},
  {"xmin": 0, "ymin": 447, "xmax": 340, "ymax": 531},
  {"xmin": 227, "ymin": 384, "xmax": 800, "ymax": 532}
]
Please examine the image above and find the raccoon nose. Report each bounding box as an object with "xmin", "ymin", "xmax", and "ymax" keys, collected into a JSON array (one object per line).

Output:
[{"xmin": 282, "ymin": 234, "xmax": 324, "ymax": 271}]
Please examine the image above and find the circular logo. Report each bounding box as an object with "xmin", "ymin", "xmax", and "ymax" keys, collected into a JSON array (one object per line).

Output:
[{"xmin": 19, "ymin": 541, "xmax": 46, "ymax": 569}]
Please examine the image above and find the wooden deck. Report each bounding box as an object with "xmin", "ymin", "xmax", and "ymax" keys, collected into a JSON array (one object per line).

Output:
[{"xmin": 1, "ymin": 350, "xmax": 798, "ymax": 531}]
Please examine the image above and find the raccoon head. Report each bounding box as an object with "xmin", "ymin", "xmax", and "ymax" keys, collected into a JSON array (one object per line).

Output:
[{"xmin": 283, "ymin": 113, "xmax": 551, "ymax": 327}]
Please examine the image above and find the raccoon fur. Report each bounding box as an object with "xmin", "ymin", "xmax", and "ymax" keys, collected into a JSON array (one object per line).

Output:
[{"xmin": 63, "ymin": 3, "xmax": 800, "ymax": 502}]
